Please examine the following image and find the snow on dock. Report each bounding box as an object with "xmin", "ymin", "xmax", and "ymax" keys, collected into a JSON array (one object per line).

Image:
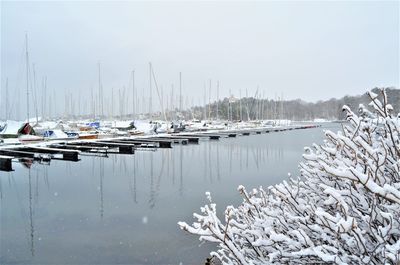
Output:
[{"xmin": 0, "ymin": 124, "xmax": 319, "ymax": 171}]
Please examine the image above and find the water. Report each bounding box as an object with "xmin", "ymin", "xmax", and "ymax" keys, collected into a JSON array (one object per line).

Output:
[{"xmin": 0, "ymin": 124, "xmax": 339, "ymax": 264}]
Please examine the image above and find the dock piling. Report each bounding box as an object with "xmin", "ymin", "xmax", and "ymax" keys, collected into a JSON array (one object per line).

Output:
[{"xmin": 0, "ymin": 155, "xmax": 13, "ymax": 171}]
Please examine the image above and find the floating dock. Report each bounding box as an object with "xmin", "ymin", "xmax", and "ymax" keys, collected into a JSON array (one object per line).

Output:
[{"xmin": 0, "ymin": 124, "xmax": 320, "ymax": 171}]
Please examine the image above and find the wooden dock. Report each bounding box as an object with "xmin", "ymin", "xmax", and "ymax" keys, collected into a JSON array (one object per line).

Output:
[{"xmin": 0, "ymin": 124, "xmax": 320, "ymax": 171}]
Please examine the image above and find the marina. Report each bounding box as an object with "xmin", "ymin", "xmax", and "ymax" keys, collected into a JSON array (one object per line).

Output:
[
  {"xmin": 2, "ymin": 1, "xmax": 397, "ymax": 264},
  {"xmin": 0, "ymin": 123, "xmax": 334, "ymax": 264},
  {"xmin": 0, "ymin": 123, "xmax": 319, "ymax": 172}
]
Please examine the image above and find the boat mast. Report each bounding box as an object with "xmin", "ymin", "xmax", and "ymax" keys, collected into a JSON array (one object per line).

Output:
[
  {"xmin": 203, "ymin": 82, "xmax": 206, "ymax": 121},
  {"xmin": 150, "ymin": 66, "xmax": 167, "ymax": 123},
  {"xmin": 70, "ymin": 91, "xmax": 74, "ymax": 120},
  {"xmin": 208, "ymin": 79, "xmax": 211, "ymax": 120},
  {"xmin": 122, "ymin": 86, "xmax": 126, "ymax": 118},
  {"xmin": 262, "ymin": 90, "xmax": 265, "ymax": 121},
  {"xmin": 132, "ymin": 70, "xmax": 136, "ymax": 119},
  {"xmin": 43, "ymin": 77, "xmax": 48, "ymax": 120},
  {"xmin": 111, "ymin": 87, "xmax": 114, "ymax": 120},
  {"xmin": 41, "ymin": 76, "xmax": 46, "ymax": 120},
  {"xmin": 91, "ymin": 86, "xmax": 95, "ymax": 120},
  {"xmin": 25, "ymin": 33, "xmax": 30, "ymax": 123},
  {"xmin": 256, "ymin": 85, "xmax": 260, "ymax": 120},
  {"xmin": 165, "ymin": 85, "xmax": 169, "ymax": 120},
  {"xmin": 179, "ymin": 72, "xmax": 182, "ymax": 119},
  {"xmin": 119, "ymin": 88, "xmax": 122, "ymax": 118},
  {"xmin": 149, "ymin": 63, "xmax": 152, "ymax": 119},
  {"xmin": 228, "ymin": 89, "xmax": 231, "ymax": 122},
  {"xmin": 5, "ymin": 78, "xmax": 8, "ymax": 120},
  {"xmin": 216, "ymin": 81, "xmax": 219, "ymax": 121},
  {"xmin": 239, "ymin": 89, "xmax": 242, "ymax": 121},
  {"xmin": 32, "ymin": 64, "xmax": 39, "ymax": 124},
  {"xmin": 170, "ymin": 84, "xmax": 174, "ymax": 120},
  {"xmin": 64, "ymin": 89, "xmax": 68, "ymax": 119},
  {"xmin": 98, "ymin": 62, "xmax": 103, "ymax": 119},
  {"xmin": 78, "ymin": 92, "xmax": 81, "ymax": 120},
  {"xmin": 52, "ymin": 88, "xmax": 55, "ymax": 119}
]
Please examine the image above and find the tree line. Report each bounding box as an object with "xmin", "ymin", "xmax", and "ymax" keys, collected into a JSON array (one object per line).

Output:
[{"xmin": 180, "ymin": 87, "xmax": 399, "ymax": 121}]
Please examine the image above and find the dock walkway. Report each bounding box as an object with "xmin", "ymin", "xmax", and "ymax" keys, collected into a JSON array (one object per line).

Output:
[{"xmin": 0, "ymin": 124, "xmax": 320, "ymax": 171}]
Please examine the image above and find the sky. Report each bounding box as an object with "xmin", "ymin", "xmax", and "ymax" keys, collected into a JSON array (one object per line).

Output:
[{"xmin": 0, "ymin": 0, "xmax": 399, "ymax": 119}]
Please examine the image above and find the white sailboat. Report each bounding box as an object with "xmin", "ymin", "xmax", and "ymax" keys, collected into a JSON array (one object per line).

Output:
[{"xmin": 19, "ymin": 34, "xmax": 43, "ymax": 143}]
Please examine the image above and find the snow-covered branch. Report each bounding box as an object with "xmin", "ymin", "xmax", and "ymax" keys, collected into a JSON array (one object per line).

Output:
[{"xmin": 179, "ymin": 88, "xmax": 400, "ymax": 265}]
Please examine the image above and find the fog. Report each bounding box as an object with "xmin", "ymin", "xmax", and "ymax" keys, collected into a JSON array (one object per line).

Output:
[{"xmin": 1, "ymin": 1, "xmax": 398, "ymax": 120}]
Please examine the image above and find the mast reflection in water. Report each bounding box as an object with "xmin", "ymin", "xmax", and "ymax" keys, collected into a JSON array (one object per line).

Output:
[{"xmin": 0, "ymin": 125, "xmax": 336, "ymax": 264}]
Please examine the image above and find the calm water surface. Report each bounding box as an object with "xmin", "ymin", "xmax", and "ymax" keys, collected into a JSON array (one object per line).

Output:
[{"xmin": 0, "ymin": 124, "xmax": 339, "ymax": 264}]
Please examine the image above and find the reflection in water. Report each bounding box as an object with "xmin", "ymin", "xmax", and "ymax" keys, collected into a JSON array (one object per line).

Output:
[
  {"xmin": 0, "ymin": 127, "xmax": 334, "ymax": 264},
  {"xmin": 0, "ymin": 173, "xmax": 2, "ymax": 200},
  {"xmin": 149, "ymin": 152, "xmax": 155, "ymax": 209},
  {"xmin": 179, "ymin": 145, "xmax": 183, "ymax": 196},
  {"xmin": 171, "ymin": 148, "xmax": 175, "ymax": 185},
  {"xmin": 34, "ymin": 171, "xmax": 39, "ymax": 205},
  {"xmin": 128, "ymin": 156, "xmax": 137, "ymax": 204},
  {"xmin": 5, "ymin": 140, "xmax": 287, "ymax": 208},
  {"xmin": 156, "ymin": 153, "xmax": 165, "ymax": 202},
  {"xmin": 20, "ymin": 158, "xmax": 33, "ymax": 169},
  {"xmin": 203, "ymin": 142, "xmax": 207, "ymax": 183},
  {"xmin": 28, "ymin": 169, "xmax": 34, "ymax": 257},
  {"xmin": 58, "ymin": 137, "xmax": 289, "ymax": 210},
  {"xmin": 99, "ymin": 158, "xmax": 104, "ymax": 219},
  {"xmin": 217, "ymin": 144, "xmax": 221, "ymax": 181},
  {"xmin": 4, "ymin": 168, "xmax": 38, "ymax": 259},
  {"xmin": 208, "ymin": 143, "xmax": 212, "ymax": 184},
  {"xmin": 150, "ymin": 151, "xmax": 166, "ymax": 209},
  {"xmin": 229, "ymin": 142, "xmax": 233, "ymax": 174}
]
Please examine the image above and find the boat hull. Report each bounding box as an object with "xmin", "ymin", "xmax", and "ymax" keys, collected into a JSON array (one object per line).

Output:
[{"xmin": 78, "ymin": 134, "xmax": 98, "ymax": 140}]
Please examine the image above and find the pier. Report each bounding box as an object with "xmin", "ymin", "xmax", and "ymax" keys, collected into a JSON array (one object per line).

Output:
[{"xmin": 0, "ymin": 124, "xmax": 319, "ymax": 171}]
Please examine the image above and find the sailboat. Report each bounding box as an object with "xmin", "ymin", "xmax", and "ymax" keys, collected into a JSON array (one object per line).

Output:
[{"xmin": 19, "ymin": 34, "xmax": 43, "ymax": 143}]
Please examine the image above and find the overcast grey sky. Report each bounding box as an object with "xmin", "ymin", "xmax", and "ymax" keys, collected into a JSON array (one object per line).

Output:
[{"xmin": 1, "ymin": 1, "xmax": 399, "ymax": 119}]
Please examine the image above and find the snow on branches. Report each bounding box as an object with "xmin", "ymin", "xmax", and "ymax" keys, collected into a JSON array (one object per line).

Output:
[{"xmin": 178, "ymin": 89, "xmax": 400, "ymax": 265}]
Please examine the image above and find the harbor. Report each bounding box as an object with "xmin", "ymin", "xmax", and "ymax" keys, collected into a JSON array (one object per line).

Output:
[
  {"xmin": 0, "ymin": 122, "xmax": 319, "ymax": 172},
  {"xmin": 0, "ymin": 122, "xmax": 333, "ymax": 264},
  {"xmin": 2, "ymin": 1, "xmax": 397, "ymax": 264}
]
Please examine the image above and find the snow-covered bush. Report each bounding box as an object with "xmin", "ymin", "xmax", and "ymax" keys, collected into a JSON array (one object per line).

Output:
[{"xmin": 178, "ymin": 89, "xmax": 400, "ymax": 264}]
